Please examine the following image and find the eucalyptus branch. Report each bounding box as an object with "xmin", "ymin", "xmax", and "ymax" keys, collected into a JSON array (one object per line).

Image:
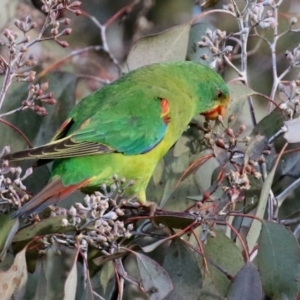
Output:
[{"xmin": 80, "ymin": 11, "xmax": 120, "ymax": 69}]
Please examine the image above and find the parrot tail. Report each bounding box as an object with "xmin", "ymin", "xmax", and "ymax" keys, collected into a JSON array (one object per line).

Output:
[{"xmin": 12, "ymin": 176, "xmax": 90, "ymax": 219}]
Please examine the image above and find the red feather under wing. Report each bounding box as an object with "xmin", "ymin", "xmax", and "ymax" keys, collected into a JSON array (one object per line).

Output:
[{"xmin": 12, "ymin": 177, "xmax": 90, "ymax": 218}]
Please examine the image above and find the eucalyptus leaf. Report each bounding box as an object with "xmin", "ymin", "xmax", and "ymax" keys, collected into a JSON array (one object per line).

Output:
[
  {"xmin": 257, "ymin": 221, "xmax": 300, "ymax": 299},
  {"xmin": 163, "ymin": 238, "xmax": 202, "ymax": 300},
  {"xmin": 136, "ymin": 252, "xmax": 173, "ymax": 300},
  {"xmin": 13, "ymin": 216, "xmax": 75, "ymax": 243},
  {"xmin": 0, "ymin": 246, "xmax": 28, "ymax": 300},
  {"xmin": 227, "ymin": 262, "xmax": 262, "ymax": 300},
  {"xmin": 126, "ymin": 23, "xmax": 191, "ymax": 71},
  {"xmin": 203, "ymin": 230, "xmax": 244, "ymax": 296}
]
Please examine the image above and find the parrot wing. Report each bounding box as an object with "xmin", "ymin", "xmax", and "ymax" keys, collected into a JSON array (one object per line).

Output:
[{"xmin": 4, "ymin": 85, "xmax": 170, "ymax": 160}]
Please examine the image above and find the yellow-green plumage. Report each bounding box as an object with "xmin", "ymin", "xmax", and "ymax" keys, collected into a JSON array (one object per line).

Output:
[{"xmin": 3, "ymin": 61, "xmax": 229, "ymax": 217}]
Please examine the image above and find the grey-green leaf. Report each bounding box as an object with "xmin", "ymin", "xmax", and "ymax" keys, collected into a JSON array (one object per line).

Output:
[
  {"xmin": 163, "ymin": 238, "xmax": 202, "ymax": 300},
  {"xmin": 257, "ymin": 221, "xmax": 300, "ymax": 299},
  {"xmin": 227, "ymin": 262, "xmax": 262, "ymax": 300}
]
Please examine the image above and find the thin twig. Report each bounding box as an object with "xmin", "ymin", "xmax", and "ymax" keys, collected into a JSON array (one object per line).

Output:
[{"xmin": 37, "ymin": 45, "xmax": 103, "ymax": 79}]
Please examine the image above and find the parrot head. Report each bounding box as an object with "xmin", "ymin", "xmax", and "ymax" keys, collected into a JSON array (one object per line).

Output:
[{"xmin": 175, "ymin": 62, "xmax": 230, "ymax": 121}]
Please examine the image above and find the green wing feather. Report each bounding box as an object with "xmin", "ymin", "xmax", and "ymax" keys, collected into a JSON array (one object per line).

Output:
[
  {"xmin": 4, "ymin": 84, "xmax": 169, "ymax": 160},
  {"xmin": 70, "ymin": 86, "xmax": 168, "ymax": 155}
]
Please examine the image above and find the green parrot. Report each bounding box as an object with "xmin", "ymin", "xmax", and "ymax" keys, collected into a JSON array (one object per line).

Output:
[{"xmin": 2, "ymin": 61, "xmax": 229, "ymax": 218}]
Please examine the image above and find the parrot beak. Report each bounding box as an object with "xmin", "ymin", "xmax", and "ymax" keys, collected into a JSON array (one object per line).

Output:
[
  {"xmin": 200, "ymin": 103, "xmax": 227, "ymax": 120},
  {"xmin": 200, "ymin": 94, "xmax": 230, "ymax": 120}
]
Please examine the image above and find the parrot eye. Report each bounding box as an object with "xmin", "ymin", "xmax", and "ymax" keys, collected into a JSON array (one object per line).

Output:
[{"xmin": 217, "ymin": 90, "xmax": 223, "ymax": 98}]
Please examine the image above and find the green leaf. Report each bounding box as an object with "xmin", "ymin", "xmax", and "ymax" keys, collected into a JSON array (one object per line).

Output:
[
  {"xmin": 246, "ymin": 155, "xmax": 278, "ymax": 253},
  {"xmin": 126, "ymin": 23, "xmax": 191, "ymax": 71},
  {"xmin": 136, "ymin": 252, "xmax": 173, "ymax": 300},
  {"xmin": 203, "ymin": 230, "xmax": 244, "ymax": 296},
  {"xmin": 226, "ymin": 83, "xmax": 258, "ymax": 126},
  {"xmin": 99, "ymin": 261, "xmax": 114, "ymax": 296},
  {"xmin": 227, "ymin": 262, "xmax": 262, "ymax": 300},
  {"xmin": 23, "ymin": 257, "xmax": 47, "ymax": 300},
  {"xmin": 153, "ymin": 212, "xmax": 197, "ymax": 229},
  {"xmin": 43, "ymin": 242, "xmax": 78, "ymax": 300},
  {"xmin": 251, "ymin": 108, "xmax": 284, "ymax": 139},
  {"xmin": 13, "ymin": 216, "xmax": 75, "ymax": 243},
  {"xmin": 64, "ymin": 250, "xmax": 79, "ymax": 300},
  {"xmin": 257, "ymin": 221, "xmax": 300, "ymax": 299},
  {"xmin": 201, "ymin": 275, "xmax": 223, "ymax": 300},
  {"xmin": 163, "ymin": 238, "xmax": 202, "ymax": 300},
  {"xmin": 0, "ymin": 215, "xmax": 19, "ymax": 261}
]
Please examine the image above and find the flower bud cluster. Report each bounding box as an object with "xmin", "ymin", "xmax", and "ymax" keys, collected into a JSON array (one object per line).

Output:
[
  {"xmin": 248, "ymin": 3, "xmax": 277, "ymax": 29},
  {"xmin": 0, "ymin": 150, "xmax": 31, "ymax": 211},
  {"xmin": 285, "ymin": 44, "xmax": 300, "ymax": 67},
  {"xmin": 278, "ymin": 80, "xmax": 300, "ymax": 118},
  {"xmin": 21, "ymin": 82, "xmax": 57, "ymax": 116},
  {"xmin": 201, "ymin": 115, "xmax": 266, "ymax": 206},
  {"xmin": 198, "ymin": 28, "xmax": 232, "ymax": 69},
  {"xmin": 50, "ymin": 177, "xmax": 135, "ymax": 251}
]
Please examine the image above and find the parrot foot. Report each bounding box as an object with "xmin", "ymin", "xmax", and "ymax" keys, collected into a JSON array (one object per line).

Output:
[{"xmin": 144, "ymin": 201, "xmax": 157, "ymax": 216}]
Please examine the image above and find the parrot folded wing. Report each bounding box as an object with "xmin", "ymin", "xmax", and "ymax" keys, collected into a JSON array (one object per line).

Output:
[{"xmin": 3, "ymin": 87, "xmax": 170, "ymax": 161}]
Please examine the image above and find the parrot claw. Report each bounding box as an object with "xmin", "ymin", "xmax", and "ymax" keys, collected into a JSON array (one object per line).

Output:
[{"xmin": 144, "ymin": 201, "xmax": 158, "ymax": 216}]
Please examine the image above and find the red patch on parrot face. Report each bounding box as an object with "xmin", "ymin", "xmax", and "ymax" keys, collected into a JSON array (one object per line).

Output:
[
  {"xmin": 160, "ymin": 98, "xmax": 170, "ymax": 124},
  {"xmin": 200, "ymin": 104, "xmax": 226, "ymax": 120}
]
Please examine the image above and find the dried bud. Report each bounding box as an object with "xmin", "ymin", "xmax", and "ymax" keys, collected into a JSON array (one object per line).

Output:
[
  {"xmin": 103, "ymin": 211, "xmax": 118, "ymax": 220},
  {"xmin": 223, "ymin": 46, "xmax": 233, "ymax": 54},
  {"xmin": 216, "ymin": 138, "xmax": 226, "ymax": 149},
  {"xmin": 55, "ymin": 40, "xmax": 69, "ymax": 48},
  {"xmin": 69, "ymin": 206, "xmax": 77, "ymax": 216},
  {"xmin": 20, "ymin": 45, "xmax": 27, "ymax": 52},
  {"xmin": 25, "ymin": 16, "xmax": 32, "ymax": 23},
  {"xmin": 61, "ymin": 28, "xmax": 72, "ymax": 35},
  {"xmin": 14, "ymin": 20, "xmax": 23, "ymax": 30},
  {"xmin": 226, "ymin": 128, "xmax": 235, "ymax": 138},
  {"xmin": 254, "ymin": 172, "xmax": 262, "ymax": 179},
  {"xmin": 285, "ymin": 50, "xmax": 295, "ymax": 64},
  {"xmin": 290, "ymin": 17, "xmax": 298, "ymax": 25},
  {"xmin": 200, "ymin": 54, "xmax": 209, "ymax": 60},
  {"xmin": 37, "ymin": 107, "xmax": 47, "ymax": 116},
  {"xmin": 30, "ymin": 22, "xmax": 37, "ymax": 30},
  {"xmin": 44, "ymin": 98, "xmax": 56, "ymax": 105},
  {"xmin": 57, "ymin": 3, "xmax": 64, "ymax": 10},
  {"xmin": 69, "ymin": 1, "xmax": 82, "ymax": 8},
  {"xmin": 74, "ymin": 10, "xmax": 82, "ymax": 16},
  {"xmin": 53, "ymin": 21, "xmax": 60, "ymax": 29},
  {"xmin": 238, "ymin": 124, "xmax": 246, "ymax": 134},
  {"xmin": 262, "ymin": 150, "xmax": 271, "ymax": 156},
  {"xmin": 3, "ymin": 28, "xmax": 10, "ymax": 38},
  {"xmin": 228, "ymin": 114, "xmax": 235, "ymax": 123},
  {"xmin": 61, "ymin": 218, "xmax": 69, "ymax": 226},
  {"xmin": 223, "ymin": 4, "xmax": 234, "ymax": 12},
  {"xmin": 278, "ymin": 83, "xmax": 286, "ymax": 93},
  {"xmin": 128, "ymin": 180, "xmax": 135, "ymax": 186},
  {"xmin": 211, "ymin": 47, "xmax": 219, "ymax": 54},
  {"xmin": 216, "ymin": 29, "xmax": 226, "ymax": 40},
  {"xmin": 258, "ymin": 156, "xmax": 266, "ymax": 164},
  {"xmin": 115, "ymin": 208, "xmax": 125, "ymax": 216},
  {"xmin": 198, "ymin": 41, "xmax": 207, "ymax": 48},
  {"xmin": 51, "ymin": 28, "xmax": 59, "ymax": 36},
  {"xmin": 63, "ymin": 18, "xmax": 71, "ymax": 25}
]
